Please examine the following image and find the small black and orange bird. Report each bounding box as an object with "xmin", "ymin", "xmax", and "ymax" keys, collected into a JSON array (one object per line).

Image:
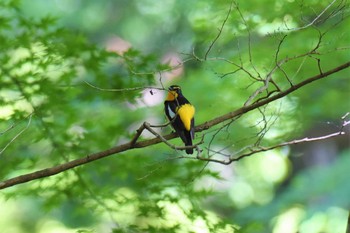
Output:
[{"xmin": 164, "ymin": 85, "xmax": 195, "ymax": 154}]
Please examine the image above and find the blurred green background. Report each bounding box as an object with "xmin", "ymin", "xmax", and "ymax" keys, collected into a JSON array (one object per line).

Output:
[{"xmin": 0, "ymin": 0, "xmax": 349, "ymax": 232}]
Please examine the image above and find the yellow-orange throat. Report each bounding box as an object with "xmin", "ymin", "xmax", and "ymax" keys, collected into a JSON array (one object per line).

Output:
[
  {"xmin": 166, "ymin": 91, "xmax": 178, "ymax": 101},
  {"xmin": 177, "ymin": 104, "xmax": 195, "ymax": 131}
]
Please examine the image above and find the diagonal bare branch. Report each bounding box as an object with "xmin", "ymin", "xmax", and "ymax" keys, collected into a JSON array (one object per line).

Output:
[
  {"xmin": 204, "ymin": 0, "xmax": 234, "ymax": 60},
  {"xmin": 0, "ymin": 61, "xmax": 349, "ymax": 190},
  {"xmin": 195, "ymin": 129, "xmax": 346, "ymax": 165},
  {"xmin": 84, "ymin": 81, "xmax": 164, "ymax": 92},
  {"xmin": 290, "ymin": 0, "xmax": 339, "ymax": 31},
  {"xmin": 0, "ymin": 113, "xmax": 33, "ymax": 156}
]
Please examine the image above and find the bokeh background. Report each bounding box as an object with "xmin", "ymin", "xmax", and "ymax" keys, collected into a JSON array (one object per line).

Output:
[{"xmin": 1, "ymin": 0, "xmax": 349, "ymax": 232}]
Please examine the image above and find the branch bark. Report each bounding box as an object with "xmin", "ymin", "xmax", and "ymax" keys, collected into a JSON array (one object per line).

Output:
[
  {"xmin": 192, "ymin": 130, "xmax": 346, "ymax": 165},
  {"xmin": 0, "ymin": 61, "xmax": 349, "ymax": 190}
]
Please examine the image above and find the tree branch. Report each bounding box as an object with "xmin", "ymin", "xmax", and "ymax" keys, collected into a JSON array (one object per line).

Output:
[
  {"xmin": 194, "ymin": 130, "xmax": 346, "ymax": 165},
  {"xmin": 84, "ymin": 81, "xmax": 164, "ymax": 92},
  {"xmin": 0, "ymin": 61, "xmax": 349, "ymax": 190},
  {"xmin": 290, "ymin": 0, "xmax": 338, "ymax": 31},
  {"xmin": 199, "ymin": 61, "xmax": 350, "ymax": 131},
  {"xmin": 0, "ymin": 113, "xmax": 33, "ymax": 155},
  {"xmin": 204, "ymin": 0, "xmax": 233, "ymax": 60}
]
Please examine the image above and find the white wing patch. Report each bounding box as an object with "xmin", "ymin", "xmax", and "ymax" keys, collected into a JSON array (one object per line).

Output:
[{"xmin": 168, "ymin": 105, "xmax": 176, "ymax": 118}]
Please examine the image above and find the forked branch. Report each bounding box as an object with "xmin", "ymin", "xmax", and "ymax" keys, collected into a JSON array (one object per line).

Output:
[
  {"xmin": 0, "ymin": 61, "xmax": 349, "ymax": 190},
  {"xmin": 194, "ymin": 129, "xmax": 347, "ymax": 165}
]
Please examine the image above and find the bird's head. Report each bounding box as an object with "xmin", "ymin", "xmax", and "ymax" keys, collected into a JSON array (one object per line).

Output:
[{"xmin": 166, "ymin": 85, "xmax": 182, "ymax": 101}]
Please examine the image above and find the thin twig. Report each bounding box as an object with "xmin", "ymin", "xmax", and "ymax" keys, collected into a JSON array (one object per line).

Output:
[
  {"xmin": 0, "ymin": 123, "xmax": 15, "ymax": 136},
  {"xmin": 0, "ymin": 62, "xmax": 349, "ymax": 190},
  {"xmin": 0, "ymin": 113, "xmax": 33, "ymax": 155},
  {"xmin": 235, "ymin": 1, "xmax": 260, "ymax": 78},
  {"xmin": 84, "ymin": 81, "xmax": 164, "ymax": 92},
  {"xmin": 289, "ymin": 0, "xmax": 338, "ymax": 31},
  {"xmin": 195, "ymin": 129, "xmax": 346, "ymax": 165},
  {"xmin": 204, "ymin": 1, "xmax": 234, "ymax": 60}
]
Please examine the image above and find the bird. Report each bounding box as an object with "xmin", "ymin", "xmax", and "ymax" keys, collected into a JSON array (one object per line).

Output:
[{"xmin": 164, "ymin": 85, "xmax": 195, "ymax": 154}]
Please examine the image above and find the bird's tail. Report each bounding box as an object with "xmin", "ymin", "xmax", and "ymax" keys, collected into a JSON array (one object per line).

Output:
[
  {"xmin": 185, "ymin": 140, "xmax": 193, "ymax": 154},
  {"xmin": 185, "ymin": 125, "xmax": 194, "ymax": 154}
]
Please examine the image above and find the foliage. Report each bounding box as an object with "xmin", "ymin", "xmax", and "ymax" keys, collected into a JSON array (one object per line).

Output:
[{"xmin": 0, "ymin": 0, "xmax": 349, "ymax": 232}]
